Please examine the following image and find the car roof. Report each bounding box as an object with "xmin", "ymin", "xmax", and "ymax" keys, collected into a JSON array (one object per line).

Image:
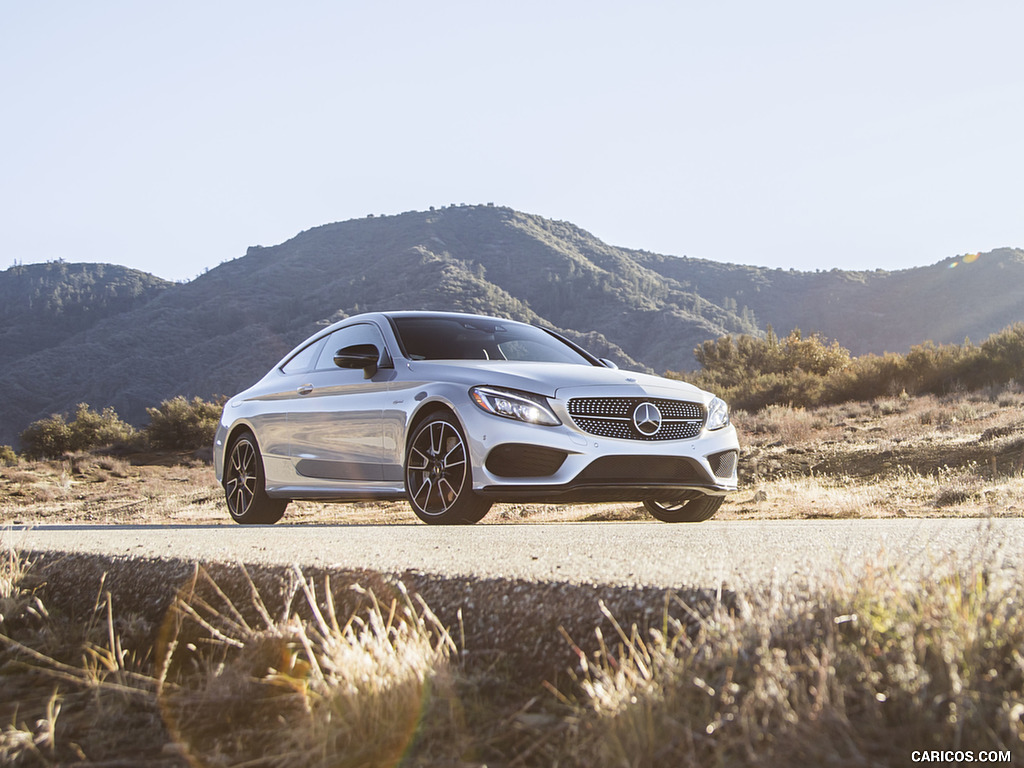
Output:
[
  {"xmin": 322, "ymin": 310, "xmax": 533, "ymax": 332},
  {"xmin": 313, "ymin": 310, "xmax": 533, "ymax": 345},
  {"xmin": 381, "ymin": 310, "xmax": 525, "ymax": 323}
]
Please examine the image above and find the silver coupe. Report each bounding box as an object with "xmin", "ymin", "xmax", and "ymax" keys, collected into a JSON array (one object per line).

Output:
[{"xmin": 214, "ymin": 311, "xmax": 739, "ymax": 524}]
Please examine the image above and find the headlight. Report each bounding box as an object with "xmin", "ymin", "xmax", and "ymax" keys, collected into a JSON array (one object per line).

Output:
[
  {"xmin": 706, "ymin": 396, "xmax": 730, "ymax": 431},
  {"xmin": 470, "ymin": 386, "xmax": 561, "ymax": 426}
]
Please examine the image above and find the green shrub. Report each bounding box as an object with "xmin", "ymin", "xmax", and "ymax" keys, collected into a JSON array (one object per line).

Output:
[
  {"xmin": 974, "ymin": 323, "xmax": 1024, "ymax": 387},
  {"xmin": 684, "ymin": 328, "xmax": 852, "ymax": 411},
  {"xmin": 677, "ymin": 323, "xmax": 1024, "ymax": 413},
  {"xmin": 0, "ymin": 445, "xmax": 18, "ymax": 467},
  {"xmin": 19, "ymin": 413, "xmax": 71, "ymax": 458},
  {"xmin": 67, "ymin": 403, "xmax": 135, "ymax": 452},
  {"xmin": 145, "ymin": 396, "xmax": 224, "ymax": 451},
  {"xmin": 19, "ymin": 404, "xmax": 135, "ymax": 459}
]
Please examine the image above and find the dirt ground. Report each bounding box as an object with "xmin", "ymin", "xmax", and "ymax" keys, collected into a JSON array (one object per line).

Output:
[{"xmin": 2, "ymin": 390, "xmax": 1023, "ymax": 527}]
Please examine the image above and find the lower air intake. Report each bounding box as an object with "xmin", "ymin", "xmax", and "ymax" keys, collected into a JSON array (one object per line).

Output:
[
  {"xmin": 485, "ymin": 444, "xmax": 568, "ymax": 478},
  {"xmin": 708, "ymin": 450, "xmax": 738, "ymax": 479}
]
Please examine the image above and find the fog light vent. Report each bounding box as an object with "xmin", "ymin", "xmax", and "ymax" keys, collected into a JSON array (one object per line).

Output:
[
  {"xmin": 485, "ymin": 444, "xmax": 568, "ymax": 478},
  {"xmin": 709, "ymin": 450, "xmax": 737, "ymax": 479}
]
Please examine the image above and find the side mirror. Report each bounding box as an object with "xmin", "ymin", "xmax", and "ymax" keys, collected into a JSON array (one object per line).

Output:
[
  {"xmin": 598, "ymin": 358, "xmax": 619, "ymax": 369},
  {"xmin": 334, "ymin": 344, "xmax": 380, "ymax": 378}
]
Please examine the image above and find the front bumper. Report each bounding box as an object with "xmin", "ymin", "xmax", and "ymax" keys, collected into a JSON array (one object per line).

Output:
[{"xmin": 462, "ymin": 388, "xmax": 740, "ymax": 503}]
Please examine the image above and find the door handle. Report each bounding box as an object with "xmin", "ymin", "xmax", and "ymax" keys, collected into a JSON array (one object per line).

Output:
[{"xmin": 297, "ymin": 384, "xmax": 314, "ymax": 396}]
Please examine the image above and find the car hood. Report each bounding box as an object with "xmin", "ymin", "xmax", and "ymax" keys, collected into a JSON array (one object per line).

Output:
[{"xmin": 406, "ymin": 360, "xmax": 711, "ymax": 402}]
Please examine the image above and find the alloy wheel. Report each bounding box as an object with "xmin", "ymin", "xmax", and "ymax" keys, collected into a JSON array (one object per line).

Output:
[
  {"xmin": 225, "ymin": 438, "xmax": 258, "ymax": 518},
  {"xmin": 407, "ymin": 419, "xmax": 468, "ymax": 517}
]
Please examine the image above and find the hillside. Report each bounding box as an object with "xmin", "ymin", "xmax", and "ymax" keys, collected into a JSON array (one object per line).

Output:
[
  {"xmin": 637, "ymin": 248, "xmax": 1024, "ymax": 356},
  {"xmin": 0, "ymin": 205, "xmax": 1021, "ymax": 445},
  {"xmin": 0, "ymin": 261, "xmax": 173, "ymax": 363}
]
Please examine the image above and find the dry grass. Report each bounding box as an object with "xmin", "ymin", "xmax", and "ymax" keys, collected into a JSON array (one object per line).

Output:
[
  {"xmin": 0, "ymin": 546, "xmax": 162, "ymax": 765},
  {"xmin": 549, "ymin": 562, "xmax": 1024, "ymax": 766},
  {"xmin": 157, "ymin": 566, "xmax": 461, "ymax": 768},
  {"xmin": 733, "ymin": 386, "xmax": 1024, "ymax": 520},
  {"xmin": 0, "ymin": 551, "xmax": 475, "ymax": 767},
  {"xmin": 2, "ymin": 544, "xmax": 1023, "ymax": 766},
  {"xmin": 0, "ymin": 547, "xmax": 45, "ymax": 629}
]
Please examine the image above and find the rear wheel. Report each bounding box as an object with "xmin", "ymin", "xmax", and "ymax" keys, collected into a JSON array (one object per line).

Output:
[
  {"xmin": 224, "ymin": 431, "xmax": 287, "ymax": 525},
  {"xmin": 643, "ymin": 495, "xmax": 723, "ymax": 523},
  {"xmin": 405, "ymin": 413, "xmax": 491, "ymax": 524}
]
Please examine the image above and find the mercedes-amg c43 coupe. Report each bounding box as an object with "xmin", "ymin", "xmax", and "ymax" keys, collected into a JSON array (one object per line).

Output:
[{"xmin": 214, "ymin": 311, "xmax": 739, "ymax": 525}]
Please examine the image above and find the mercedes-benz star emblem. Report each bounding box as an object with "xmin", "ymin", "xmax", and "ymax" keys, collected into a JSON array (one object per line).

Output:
[{"xmin": 632, "ymin": 402, "xmax": 662, "ymax": 436}]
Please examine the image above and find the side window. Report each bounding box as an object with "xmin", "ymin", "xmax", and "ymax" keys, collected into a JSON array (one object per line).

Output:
[
  {"xmin": 280, "ymin": 337, "xmax": 325, "ymax": 374},
  {"xmin": 314, "ymin": 323, "xmax": 388, "ymax": 371}
]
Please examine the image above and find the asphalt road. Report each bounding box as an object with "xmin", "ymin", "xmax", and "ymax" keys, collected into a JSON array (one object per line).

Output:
[{"xmin": 6, "ymin": 518, "xmax": 1022, "ymax": 589}]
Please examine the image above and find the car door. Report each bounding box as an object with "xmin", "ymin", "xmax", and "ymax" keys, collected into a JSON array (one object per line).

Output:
[{"xmin": 285, "ymin": 322, "xmax": 394, "ymax": 484}]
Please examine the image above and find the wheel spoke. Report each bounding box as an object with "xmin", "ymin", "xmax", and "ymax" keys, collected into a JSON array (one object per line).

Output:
[
  {"xmin": 408, "ymin": 446, "xmax": 430, "ymax": 470},
  {"xmin": 438, "ymin": 478, "xmax": 458, "ymax": 509},
  {"xmin": 414, "ymin": 476, "xmax": 433, "ymax": 508},
  {"xmin": 443, "ymin": 441, "xmax": 464, "ymax": 465},
  {"xmin": 231, "ymin": 483, "xmax": 246, "ymax": 514}
]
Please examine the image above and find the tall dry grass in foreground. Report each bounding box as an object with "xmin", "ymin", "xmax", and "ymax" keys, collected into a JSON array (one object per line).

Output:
[
  {"xmin": 1, "ymin": 545, "xmax": 1023, "ymax": 766},
  {"xmin": 553, "ymin": 565, "xmax": 1024, "ymax": 766},
  {"xmin": 157, "ymin": 566, "xmax": 461, "ymax": 768}
]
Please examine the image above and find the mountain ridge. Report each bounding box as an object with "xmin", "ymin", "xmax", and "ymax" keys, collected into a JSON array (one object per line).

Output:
[{"xmin": 0, "ymin": 205, "xmax": 1020, "ymax": 446}]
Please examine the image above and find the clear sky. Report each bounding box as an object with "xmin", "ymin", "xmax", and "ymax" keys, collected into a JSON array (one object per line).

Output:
[{"xmin": 3, "ymin": 2, "xmax": 1022, "ymax": 282}]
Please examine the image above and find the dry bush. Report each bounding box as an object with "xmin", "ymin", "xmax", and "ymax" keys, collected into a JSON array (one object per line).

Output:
[
  {"xmin": 997, "ymin": 388, "xmax": 1024, "ymax": 409},
  {"xmin": 0, "ymin": 692, "xmax": 61, "ymax": 766},
  {"xmin": 2, "ymin": 469, "xmax": 38, "ymax": 486},
  {"xmin": 96, "ymin": 455, "xmax": 132, "ymax": 478},
  {"xmin": 735, "ymin": 404, "xmax": 820, "ymax": 445},
  {"xmin": 872, "ymin": 394, "xmax": 910, "ymax": 415},
  {"xmin": 931, "ymin": 466, "xmax": 988, "ymax": 508},
  {"xmin": 0, "ymin": 446, "xmax": 17, "ymax": 467}
]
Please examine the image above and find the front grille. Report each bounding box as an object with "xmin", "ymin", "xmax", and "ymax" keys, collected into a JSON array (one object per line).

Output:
[
  {"xmin": 567, "ymin": 397, "xmax": 705, "ymax": 441},
  {"xmin": 575, "ymin": 455, "xmax": 706, "ymax": 484}
]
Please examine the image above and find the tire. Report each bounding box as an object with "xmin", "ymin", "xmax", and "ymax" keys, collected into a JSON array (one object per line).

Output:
[
  {"xmin": 643, "ymin": 495, "xmax": 723, "ymax": 523},
  {"xmin": 405, "ymin": 413, "xmax": 491, "ymax": 525},
  {"xmin": 223, "ymin": 430, "xmax": 287, "ymax": 525}
]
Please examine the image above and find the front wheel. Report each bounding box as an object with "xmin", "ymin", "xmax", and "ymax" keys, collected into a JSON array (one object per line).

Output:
[
  {"xmin": 223, "ymin": 431, "xmax": 287, "ymax": 525},
  {"xmin": 643, "ymin": 495, "xmax": 723, "ymax": 523},
  {"xmin": 405, "ymin": 413, "xmax": 491, "ymax": 525}
]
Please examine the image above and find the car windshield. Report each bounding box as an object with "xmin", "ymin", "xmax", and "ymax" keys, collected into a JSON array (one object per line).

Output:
[{"xmin": 391, "ymin": 316, "xmax": 596, "ymax": 365}]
